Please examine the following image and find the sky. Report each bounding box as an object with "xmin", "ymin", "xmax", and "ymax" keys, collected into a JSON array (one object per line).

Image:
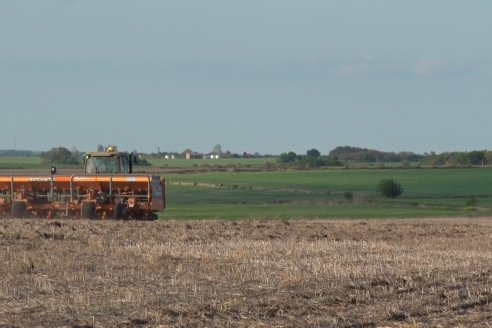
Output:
[{"xmin": 1, "ymin": 1, "xmax": 491, "ymax": 155}]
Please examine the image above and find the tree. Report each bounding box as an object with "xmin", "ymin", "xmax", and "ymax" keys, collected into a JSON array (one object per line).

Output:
[
  {"xmin": 41, "ymin": 147, "xmax": 79, "ymax": 165},
  {"xmin": 279, "ymin": 151, "xmax": 297, "ymax": 163},
  {"xmin": 306, "ymin": 148, "xmax": 321, "ymax": 158},
  {"xmin": 71, "ymin": 146, "xmax": 81, "ymax": 162},
  {"xmin": 212, "ymin": 144, "xmax": 222, "ymax": 155},
  {"xmin": 377, "ymin": 179, "xmax": 404, "ymax": 198},
  {"xmin": 464, "ymin": 151, "xmax": 485, "ymax": 165}
]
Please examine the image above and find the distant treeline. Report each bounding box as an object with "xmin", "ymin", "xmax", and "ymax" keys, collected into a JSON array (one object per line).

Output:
[
  {"xmin": 278, "ymin": 149, "xmax": 342, "ymax": 168},
  {"xmin": 2, "ymin": 146, "xmax": 492, "ymax": 168},
  {"xmin": 421, "ymin": 151, "xmax": 492, "ymax": 166},
  {"xmin": 278, "ymin": 146, "xmax": 492, "ymax": 169},
  {"xmin": 329, "ymin": 146, "xmax": 423, "ymax": 162},
  {"xmin": 328, "ymin": 146, "xmax": 492, "ymax": 166}
]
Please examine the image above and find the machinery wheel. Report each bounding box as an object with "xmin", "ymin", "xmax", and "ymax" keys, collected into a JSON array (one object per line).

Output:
[
  {"xmin": 147, "ymin": 212, "xmax": 158, "ymax": 221},
  {"xmin": 113, "ymin": 203, "xmax": 124, "ymax": 220},
  {"xmin": 12, "ymin": 201, "xmax": 27, "ymax": 218},
  {"xmin": 81, "ymin": 201, "xmax": 96, "ymax": 219}
]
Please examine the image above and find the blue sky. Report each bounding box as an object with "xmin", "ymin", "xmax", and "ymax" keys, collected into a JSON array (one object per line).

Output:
[{"xmin": 1, "ymin": 1, "xmax": 491, "ymax": 154}]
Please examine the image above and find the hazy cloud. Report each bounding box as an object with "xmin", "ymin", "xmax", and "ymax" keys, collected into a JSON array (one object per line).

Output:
[
  {"xmin": 413, "ymin": 59, "xmax": 492, "ymax": 78},
  {"xmin": 333, "ymin": 55, "xmax": 404, "ymax": 77},
  {"xmin": 414, "ymin": 60, "xmax": 447, "ymax": 76}
]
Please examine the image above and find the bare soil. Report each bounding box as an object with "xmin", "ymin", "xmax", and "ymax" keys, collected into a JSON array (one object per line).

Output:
[{"xmin": 1, "ymin": 218, "xmax": 492, "ymax": 327}]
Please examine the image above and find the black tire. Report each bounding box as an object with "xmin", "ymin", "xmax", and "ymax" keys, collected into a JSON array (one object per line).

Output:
[
  {"xmin": 81, "ymin": 201, "xmax": 96, "ymax": 219},
  {"xmin": 113, "ymin": 203, "xmax": 124, "ymax": 220},
  {"xmin": 12, "ymin": 201, "xmax": 27, "ymax": 218},
  {"xmin": 147, "ymin": 212, "xmax": 158, "ymax": 221}
]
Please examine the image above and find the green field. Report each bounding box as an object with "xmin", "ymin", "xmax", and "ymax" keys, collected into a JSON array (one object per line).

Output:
[
  {"xmin": 161, "ymin": 168, "xmax": 492, "ymax": 219},
  {"xmin": 0, "ymin": 156, "xmax": 45, "ymax": 169},
  {"xmin": 2, "ymin": 156, "xmax": 492, "ymax": 220}
]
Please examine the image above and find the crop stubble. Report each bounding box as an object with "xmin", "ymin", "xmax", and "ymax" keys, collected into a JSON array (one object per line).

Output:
[{"xmin": 0, "ymin": 218, "xmax": 492, "ymax": 327}]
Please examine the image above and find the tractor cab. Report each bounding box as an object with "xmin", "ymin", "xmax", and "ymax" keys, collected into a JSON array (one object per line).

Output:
[{"xmin": 84, "ymin": 146, "xmax": 136, "ymax": 174}]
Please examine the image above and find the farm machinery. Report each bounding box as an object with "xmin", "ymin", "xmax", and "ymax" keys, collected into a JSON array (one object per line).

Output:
[{"xmin": 0, "ymin": 147, "xmax": 165, "ymax": 220}]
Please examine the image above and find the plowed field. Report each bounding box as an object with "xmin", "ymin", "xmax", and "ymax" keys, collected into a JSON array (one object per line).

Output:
[{"xmin": 1, "ymin": 218, "xmax": 492, "ymax": 327}]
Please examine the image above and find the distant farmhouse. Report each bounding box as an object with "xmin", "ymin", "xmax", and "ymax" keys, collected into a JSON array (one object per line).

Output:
[
  {"xmin": 206, "ymin": 153, "xmax": 220, "ymax": 159},
  {"xmin": 185, "ymin": 152, "xmax": 203, "ymax": 160},
  {"xmin": 185, "ymin": 151, "xmax": 220, "ymax": 160}
]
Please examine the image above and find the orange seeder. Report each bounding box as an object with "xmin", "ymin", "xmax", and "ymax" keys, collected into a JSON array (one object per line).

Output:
[{"xmin": 0, "ymin": 147, "xmax": 165, "ymax": 220}]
